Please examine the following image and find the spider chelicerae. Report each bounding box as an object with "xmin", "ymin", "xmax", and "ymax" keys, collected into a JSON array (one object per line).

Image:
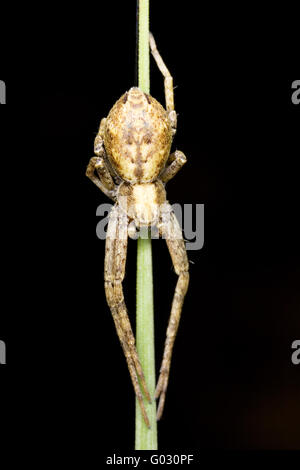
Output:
[{"xmin": 86, "ymin": 33, "xmax": 189, "ymax": 427}]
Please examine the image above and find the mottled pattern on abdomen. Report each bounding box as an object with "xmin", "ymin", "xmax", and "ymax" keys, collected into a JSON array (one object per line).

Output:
[{"xmin": 104, "ymin": 88, "xmax": 172, "ymax": 183}]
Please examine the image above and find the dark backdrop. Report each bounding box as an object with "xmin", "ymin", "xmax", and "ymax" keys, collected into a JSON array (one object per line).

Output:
[{"xmin": 1, "ymin": 1, "xmax": 299, "ymax": 455}]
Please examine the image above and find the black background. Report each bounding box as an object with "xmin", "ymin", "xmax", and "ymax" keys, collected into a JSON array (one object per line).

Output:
[{"xmin": 1, "ymin": 0, "xmax": 300, "ymax": 456}]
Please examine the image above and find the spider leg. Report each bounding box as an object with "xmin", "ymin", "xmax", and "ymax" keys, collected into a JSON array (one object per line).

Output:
[
  {"xmin": 86, "ymin": 118, "xmax": 117, "ymax": 200},
  {"xmin": 149, "ymin": 32, "xmax": 177, "ymax": 134},
  {"xmin": 156, "ymin": 205, "xmax": 189, "ymax": 420},
  {"xmin": 160, "ymin": 150, "xmax": 187, "ymax": 184},
  {"xmin": 105, "ymin": 205, "xmax": 152, "ymax": 427}
]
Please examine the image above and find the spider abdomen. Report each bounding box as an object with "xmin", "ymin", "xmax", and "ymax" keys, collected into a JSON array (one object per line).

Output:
[{"xmin": 104, "ymin": 87, "xmax": 172, "ymax": 183}]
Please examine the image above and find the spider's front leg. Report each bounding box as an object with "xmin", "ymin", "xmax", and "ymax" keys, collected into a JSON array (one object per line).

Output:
[
  {"xmin": 105, "ymin": 205, "xmax": 152, "ymax": 427},
  {"xmin": 156, "ymin": 205, "xmax": 189, "ymax": 420}
]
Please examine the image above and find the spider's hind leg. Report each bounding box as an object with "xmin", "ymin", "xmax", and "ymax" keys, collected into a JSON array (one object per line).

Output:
[
  {"xmin": 104, "ymin": 205, "xmax": 151, "ymax": 427},
  {"xmin": 156, "ymin": 204, "xmax": 189, "ymax": 420},
  {"xmin": 149, "ymin": 32, "xmax": 177, "ymax": 135},
  {"xmin": 86, "ymin": 118, "xmax": 117, "ymax": 200}
]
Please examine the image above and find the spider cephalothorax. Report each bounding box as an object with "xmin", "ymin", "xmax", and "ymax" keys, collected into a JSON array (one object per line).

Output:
[{"xmin": 86, "ymin": 33, "xmax": 189, "ymax": 426}]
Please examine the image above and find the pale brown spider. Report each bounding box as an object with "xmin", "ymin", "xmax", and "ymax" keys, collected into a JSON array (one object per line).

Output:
[{"xmin": 86, "ymin": 33, "xmax": 189, "ymax": 426}]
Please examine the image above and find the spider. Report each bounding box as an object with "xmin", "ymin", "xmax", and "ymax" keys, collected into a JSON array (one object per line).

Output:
[{"xmin": 86, "ymin": 33, "xmax": 189, "ymax": 427}]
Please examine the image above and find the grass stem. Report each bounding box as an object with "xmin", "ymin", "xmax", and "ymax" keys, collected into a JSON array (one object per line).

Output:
[{"xmin": 135, "ymin": 0, "xmax": 158, "ymax": 451}]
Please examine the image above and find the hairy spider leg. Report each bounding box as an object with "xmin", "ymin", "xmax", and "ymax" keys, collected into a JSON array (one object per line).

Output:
[
  {"xmin": 149, "ymin": 32, "xmax": 177, "ymax": 134},
  {"xmin": 156, "ymin": 205, "xmax": 189, "ymax": 420},
  {"xmin": 86, "ymin": 126, "xmax": 117, "ymax": 201},
  {"xmin": 160, "ymin": 150, "xmax": 187, "ymax": 184},
  {"xmin": 86, "ymin": 156, "xmax": 116, "ymax": 200},
  {"xmin": 104, "ymin": 205, "xmax": 152, "ymax": 427}
]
